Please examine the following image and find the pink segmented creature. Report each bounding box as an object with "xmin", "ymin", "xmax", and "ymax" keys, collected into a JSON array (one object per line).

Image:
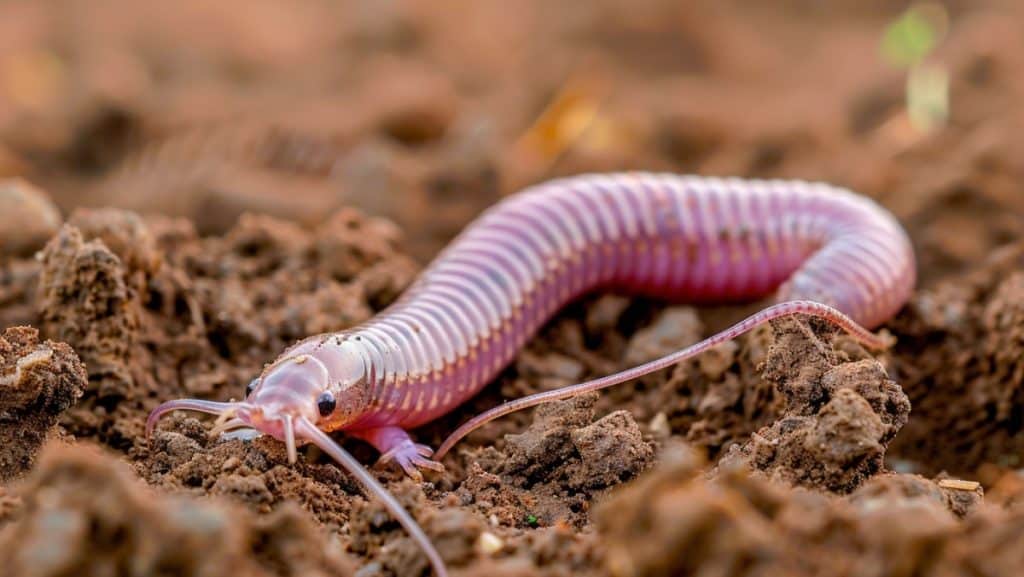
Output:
[{"xmin": 148, "ymin": 173, "xmax": 915, "ymax": 577}]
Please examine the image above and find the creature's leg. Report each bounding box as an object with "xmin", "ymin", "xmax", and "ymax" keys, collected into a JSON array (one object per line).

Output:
[{"xmin": 350, "ymin": 426, "xmax": 444, "ymax": 480}]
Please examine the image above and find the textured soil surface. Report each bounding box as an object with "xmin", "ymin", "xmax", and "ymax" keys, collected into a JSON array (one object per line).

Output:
[{"xmin": 2, "ymin": 1, "xmax": 1024, "ymax": 576}]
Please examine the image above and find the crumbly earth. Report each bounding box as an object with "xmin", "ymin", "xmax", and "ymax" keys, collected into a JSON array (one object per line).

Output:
[
  {"xmin": 0, "ymin": 326, "xmax": 87, "ymax": 481},
  {"xmin": 2, "ymin": 1, "xmax": 1024, "ymax": 576},
  {"xmin": 0, "ymin": 444, "xmax": 354, "ymax": 577}
]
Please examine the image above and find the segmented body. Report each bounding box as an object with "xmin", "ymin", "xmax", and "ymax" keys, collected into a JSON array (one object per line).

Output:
[
  {"xmin": 149, "ymin": 172, "xmax": 916, "ymax": 577},
  {"xmin": 287, "ymin": 173, "xmax": 915, "ymax": 433}
]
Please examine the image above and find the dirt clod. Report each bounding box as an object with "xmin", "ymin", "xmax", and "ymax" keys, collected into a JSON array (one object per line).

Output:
[
  {"xmin": 0, "ymin": 444, "xmax": 354, "ymax": 577},
  {"xmin": 597, "ymin": 439, "xmax": 1024, "ymax": 577},
  {"xmin": 0, "ymin": 327, "xmax": 86, "ymax": 481},
  {"xmin": 598, "ymin": 444, "xmax": 791, "ymax": 577},
  {"xmin": 889, "ymin": 242, "xmax": 1024, "ymax": 476},
  {"xmin": 719, "ymin": 320, "xmax": 910, "ymax": 493},
  {"xmin": 490, "ymin": 393, "xmax": 654, "ymax": 493},
  {"xmin": 463, "ymin": 393, "xmax": 655, "ymax": 533},
  {"xmin": 36, "ymin": 223, "xmax": 141, "ymax": 399},
  {"xmin": 623, "ymin": 307, "xmax": 702, "ymax": 366},
  {"xmin": 570, "ymin": 410, "xmax": 655, "ymax": 490}
]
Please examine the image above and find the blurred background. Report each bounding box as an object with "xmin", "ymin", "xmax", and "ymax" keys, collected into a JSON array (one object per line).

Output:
[{"xmin": 0, "ymin": 0, "xmax": 1021, "ymax": 283}]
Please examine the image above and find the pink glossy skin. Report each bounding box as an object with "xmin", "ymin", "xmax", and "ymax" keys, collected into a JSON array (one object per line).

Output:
[
  {"xmin": 147, "ymin": 173, "xmax": 915, "ymax": 577},
  {"xmin": 275, "ymin": 173, "xmax": 912, "ymax": 450}
]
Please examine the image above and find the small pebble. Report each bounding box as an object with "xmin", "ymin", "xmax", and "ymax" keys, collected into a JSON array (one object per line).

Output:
[
  {"xmin": 0, "ymin": 178, "xmax": 61, "ymax": 257},
  {"xmin": 585, "ymin": 294, "xmax": 631, "ymax": 334},
  {"xmin": 476, "ymin": 531, "xmax": 504, "ymax": 555},
  {"xmin": 624, "ymin": 307, "xmax": 702, "ymax": 365},
  {"xmin": 648, "ymin": 412, "xmax": 671, "ymax": 438},
  {"xmin": 698, "ymin": 340, "xmax": 738, "ymax": 380},
  {"xmin": 354, "ymin": 561, "xmax": 384, "ymax": 577},
  {"xmin": 518, "ymin": 351, "xmax": 584, "ymax": 382}
]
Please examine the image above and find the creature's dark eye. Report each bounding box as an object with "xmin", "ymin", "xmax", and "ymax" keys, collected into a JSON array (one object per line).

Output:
[
  {"xmin": 317, "ymin": 392, "xmax": 336, "ymax": 416},
  {"xmin": 245, "ymin": 379, "xmax": 258, "ymax": 397}
]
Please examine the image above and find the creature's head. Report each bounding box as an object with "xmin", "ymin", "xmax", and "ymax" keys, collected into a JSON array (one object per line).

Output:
[
  {"xmin": 146, "ymin": 336, "xmax": 370, "ymax": 463},
  {"xmin": 243, "ymin": 338, "xmax": 371, "ymax": 453},
  {"xmin": 145, "ymin": 335, "xmax": 448, "ymax": 577}
]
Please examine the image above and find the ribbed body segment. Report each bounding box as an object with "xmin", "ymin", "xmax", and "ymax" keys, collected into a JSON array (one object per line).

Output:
[
  {"xmin": 148, "ymin": 172, "xmax": 917, "ymax": 577},
  {"xmin": 305, "ymin": 173, "xmax": 914, "ymax": 431}
]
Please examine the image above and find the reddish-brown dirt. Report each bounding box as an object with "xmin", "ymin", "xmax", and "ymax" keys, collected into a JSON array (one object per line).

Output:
[
  {"xmin": 2, "ymin": 1, "xmax": 1024, "ymax": 576},
  {"xmin": 0, "ymin": 325, "xmax": 87, "ymax": 481}
]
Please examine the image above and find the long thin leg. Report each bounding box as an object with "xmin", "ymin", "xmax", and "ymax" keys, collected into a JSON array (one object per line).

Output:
[{"xmin": 434, "ymin": 300, "xmax": 890, "ymax": 460}]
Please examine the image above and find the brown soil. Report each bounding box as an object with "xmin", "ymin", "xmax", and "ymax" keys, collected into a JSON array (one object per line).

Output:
[
  {"xmin": 0, "ymin": 326, "xmax": 86, "ymax": 481},
  {"xmin": 2, "ymin": 1, "xmax": 1024, "ymax": 576}
]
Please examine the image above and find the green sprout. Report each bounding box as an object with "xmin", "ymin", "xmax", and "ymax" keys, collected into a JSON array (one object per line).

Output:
[
  {"xmin": 526, "ymin": 514, "xmax": 539, "ymax": 527},
  {"xmin": 880, "ymin": 3, "xmax": 950, "ymax": 134}
]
